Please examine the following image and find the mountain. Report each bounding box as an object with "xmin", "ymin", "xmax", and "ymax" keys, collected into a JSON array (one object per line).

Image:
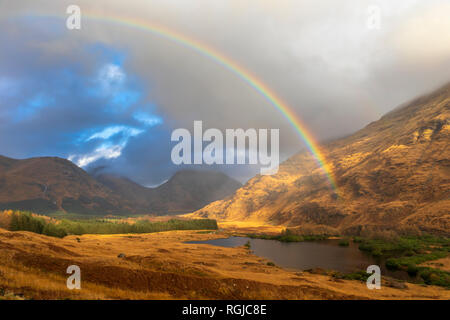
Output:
[
  {"xmin": 148, "ymin": 170, "xmax": 242, "ymax": 214},
  {"xmin": 190, "ymin": 83, "xmax": 450, "ymax": 235},
  {"xmin": 96, "ymin": 170, "xmax": 242, "ymax": 215},
  {"xmin": 0, "ymin": 156, "xmax": 241, "ymax": 215},
  {"xmin": 0, "ymin": 156, "xmax": 130, "ymax": 214}
]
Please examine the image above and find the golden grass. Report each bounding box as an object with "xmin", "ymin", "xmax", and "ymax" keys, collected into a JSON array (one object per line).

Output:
[
  {"xmin": 0, "ymin": 264, "xmax": 171, "ymax": 300},
  {"xmin": 420, "ymin": 257, "xmax": 450, "ymax": 272},
  {"xmin": 0, "ymin": 228, "xmax": 449, "ymax": 300}
]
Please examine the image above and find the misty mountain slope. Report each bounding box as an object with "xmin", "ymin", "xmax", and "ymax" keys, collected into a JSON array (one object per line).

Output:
[
  {"xmin": 149, "ymin": 170, "xmax": 242, "ymax": 214},
  {"xmin": 95, "ymin": 174, "xmax": 151, "ymax": 210},
  {"xmin": 97, "ymin": 170, "xmax": 242, "ymax": 215},
  {"xmin": 190, "ymin": 83, "xmax": 450, "ymax": 235}
]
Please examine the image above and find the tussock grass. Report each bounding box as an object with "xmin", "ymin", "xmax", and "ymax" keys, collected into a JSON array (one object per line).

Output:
[{"xmin": 0, "ymin": 264, "xmax": 172, "ymax": 300}]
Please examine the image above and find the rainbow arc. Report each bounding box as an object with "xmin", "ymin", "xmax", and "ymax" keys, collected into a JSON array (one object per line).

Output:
[{"xmin": 42, "ymin": 11, "xmax": 338, "ymax": 191}]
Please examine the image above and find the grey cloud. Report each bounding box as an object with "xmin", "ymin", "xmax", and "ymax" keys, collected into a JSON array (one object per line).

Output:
[{"xmin": 0, "ymin": 0, "xmax": 449, "ymax": 184}]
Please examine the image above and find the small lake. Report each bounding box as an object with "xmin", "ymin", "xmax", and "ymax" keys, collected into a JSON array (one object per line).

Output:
[{"xmin": 188, "ymin": 236, "xmax": 410, "ymax": 279}]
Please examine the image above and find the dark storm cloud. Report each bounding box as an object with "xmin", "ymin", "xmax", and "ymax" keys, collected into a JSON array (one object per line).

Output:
[{"xmin": 0, "ymin": 16, "xmax": 171, "ymax": 184}]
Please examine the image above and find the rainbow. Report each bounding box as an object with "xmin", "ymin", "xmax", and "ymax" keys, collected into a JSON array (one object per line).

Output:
[{"xmin": 48, "ymin": 11, "xmax": 338, "ymax": 191}]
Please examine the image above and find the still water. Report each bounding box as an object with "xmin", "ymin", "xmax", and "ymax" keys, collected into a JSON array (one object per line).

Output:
[{"xmin": 188, "ymin": 236, "xmax": 400, "ymax": 276}]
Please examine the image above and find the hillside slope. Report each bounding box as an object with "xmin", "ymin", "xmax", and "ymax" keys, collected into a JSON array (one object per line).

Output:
[
  {"xmin": 0, "ymin": 156, "xmax": 241, "ymax": 215},
  {"xmin": 97, "ymin": 170, "xmax": 242, "ymax": 215},
  {"xmin": 0, "ymin": 156, "xmax": 131, "ymax": 215},
  {"xmin": 190, "ymin": 83, "xmax": 450, "ymax": 235}
]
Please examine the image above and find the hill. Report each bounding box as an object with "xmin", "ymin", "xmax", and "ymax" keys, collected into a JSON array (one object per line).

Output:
[
  {"xmin": 96, "ymin": 170, "xmax": 242, "ymax": 215},
  {"xmin": 0, "ymin": 156, "xmax": 129, "ymax": 215},
  {"xmin": 0, "ymin": 155, "xmax": 241, "ymax": 215},
  {"xmin": 190, "ymin": 83, "xmax": 450, "ymax": 235}
]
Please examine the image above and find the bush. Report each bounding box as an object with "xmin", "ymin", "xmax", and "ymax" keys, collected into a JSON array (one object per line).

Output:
[
  {"xmin": 352, "ymin": 236, "xmax": 363, "ymax": 243},
  {"xmin": 356, "ymin": 234, "xmax": 449, "ymax": 288},
  {"xmin": 385, "ymin": 250, "xmax": 447, "ymax": 270},
  {"xmin": 386, "ymin": 258, "xmax": 400, "ymax": 270},
  {"xmin": 418, "ymin": 268, "xmax": 450, "ymax": 288},
  {"xmin": 278, "ymin": 234, "xmax": 303, "ymax": 242},
  {"xmin": 358, "ymin": 237, "xmax": 425, "ymax": 256},
  {"xmin": 407, "ymin": 264, "xmax": 419, "ymax": 276}
]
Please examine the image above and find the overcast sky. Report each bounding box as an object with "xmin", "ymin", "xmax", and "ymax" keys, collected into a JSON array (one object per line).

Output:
[{"xmin": 0, "ymin": 0, "xmax": 449, "ymax": 185}]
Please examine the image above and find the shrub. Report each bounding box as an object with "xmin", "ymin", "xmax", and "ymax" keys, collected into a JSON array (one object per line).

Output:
[
  {"xmin": 352, "ymin": 236, "xmax": 363, "ymax": 243},
  {"xmin": 385, "ymin": 250, "xmax": 447, "ymax": 269},
  {"xmin": 418, "ymin": 268, "xmax": 450, "ymax": 288},
  {"xmin": 407, "ymin": 264, "xmax": 419, "ymax": 276},
  {"xmin": 386, "ymin": 258, "xmax": 400, "ymax": 270}
]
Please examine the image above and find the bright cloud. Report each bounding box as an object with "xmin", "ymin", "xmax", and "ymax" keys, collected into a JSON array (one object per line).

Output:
[
  {"xmin": 70, "ymin": 125, "xmax": 146, "ymax": 167},
  {"xmin": 69, "ymin": 143, "xmax": 124, "ymax": 167},
  {"xmin": 87, "ymin": 125, "xmax": 144, "ymax": 141},
  {"xmin": 133, "ymin": 111, "xmax": 163, "ymax": 127}
]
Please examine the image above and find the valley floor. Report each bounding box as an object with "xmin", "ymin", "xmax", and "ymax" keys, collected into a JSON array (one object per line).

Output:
[{"xmin": 0, "ymin": 227, "xmax": 448, "ymax": 300}]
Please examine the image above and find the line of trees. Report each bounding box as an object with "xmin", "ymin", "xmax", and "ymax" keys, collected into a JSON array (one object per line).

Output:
[
  {"xmin": 9, "ymin": 212, "xmax": 67, "ymax": 237},
  {"xmin": 6, "ymin": 211, "xmax": 218, "ymax": 238}
]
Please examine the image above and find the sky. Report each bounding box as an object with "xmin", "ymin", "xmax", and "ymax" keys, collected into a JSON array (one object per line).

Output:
[{"xmin": 0, "ymin": 0, "xmax": 449, "ymax": 185}]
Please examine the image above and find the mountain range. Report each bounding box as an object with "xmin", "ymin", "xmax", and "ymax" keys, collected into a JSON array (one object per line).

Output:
[
  {"xmin": 190, "ymin": 83, "xmax": 450, "ymax": 236},
  {"xmin": 0, "ymin": 156, "xmax": 241, "ymax": 215}
]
